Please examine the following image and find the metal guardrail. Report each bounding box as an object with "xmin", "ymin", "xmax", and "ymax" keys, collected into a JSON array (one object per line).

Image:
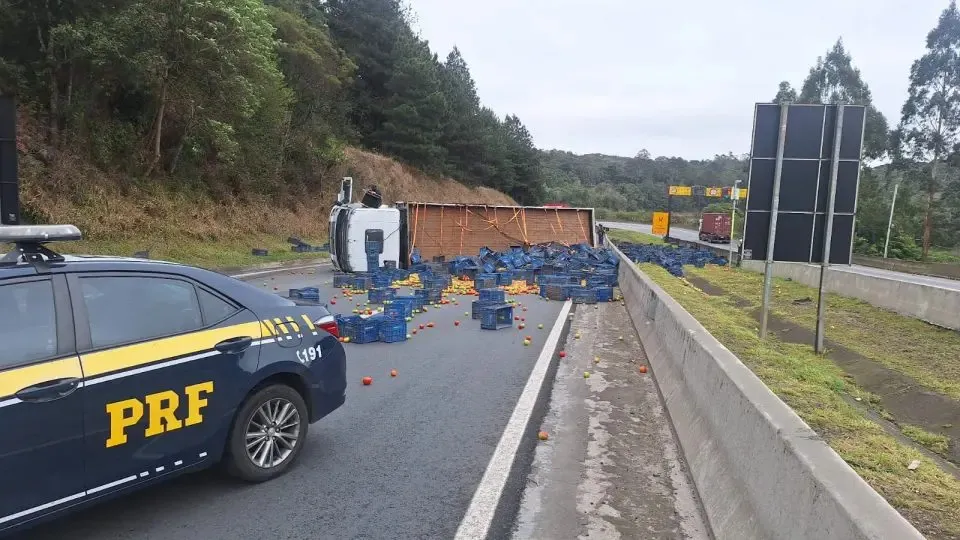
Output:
[{"xmin": 852, "ymin": 254, "xmax": 960, "ymax": 281}]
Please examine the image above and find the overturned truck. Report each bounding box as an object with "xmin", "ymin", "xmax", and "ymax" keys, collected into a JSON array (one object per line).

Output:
[{"xmin": 329, "ymin": 199, "xmax": 596, "ymax": 273}]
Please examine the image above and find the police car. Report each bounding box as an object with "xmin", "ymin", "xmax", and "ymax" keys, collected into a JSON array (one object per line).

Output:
[{"xmin": 0, "ymin": 224, "xmax": 346, "ymax": 535}]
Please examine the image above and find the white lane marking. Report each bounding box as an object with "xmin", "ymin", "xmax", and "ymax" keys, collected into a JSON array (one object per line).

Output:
[
  {"xmin": 174, "ymin": 460, "xmax": 183, "ymax": 466},
  {"xmin": 230, "ymin": 262, "xmax": 329, "ymax": 279},
  {"xmin": 139, "ymin": 472, "xmax": 149, "ymax": 478},
  {"xmin": 455, "ymin": 300, "xmax": 573, "ymax": 540},
  {"xmin": 199, "ymin": 452, "xmax": 208, "ymax": 458},
  {"xmin": 155, "ymin": 466, "xmax": 165, "ymax": 473}
]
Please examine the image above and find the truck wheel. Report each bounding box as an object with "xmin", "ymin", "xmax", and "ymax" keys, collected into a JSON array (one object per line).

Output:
[{"xmin": 225, "ymin": 384, "xmax": 309, "ymax": 483}]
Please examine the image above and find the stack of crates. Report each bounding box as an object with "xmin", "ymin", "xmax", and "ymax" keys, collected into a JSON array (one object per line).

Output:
[
  {"xmin": 365, "ymin": 240, "xmax": 382, "ymax": 271},
  {"xmin": 496, "ymin": 271, "xmax": 514, "ymax": 286},
  {"xmin": 378, "ymin": 316, "xmax": 407, "ymax": 343},
  {"xmin": 384, "ymin": 299, "xmax": 413, "ymax": 319},
  {"xmin": 472, "ymin": 288, "xmax": 506, "ymax": 319},
  {"xmin": 513, "ymin": 269, "xmax": 535, "ymax": 285},
  {"xmin": 480, "ymin": 303, "xmax": 514, "ymax": 330},
  {"xmin": 368, "ymin": 287, "xmax": 397, "ymax": 304},
  {"xmin": 475, "ymin": 273, "xmax": 498, "ymax": 289},
  {"xmin": 544, "ymin": 284, "xmax": 572, "ymax": 301},
  {"xmin": 333, "ymin": 273, "xmax": 353, "ymax": 288},
  {"xmin": 372, "ymin": 274, "xmax": 392, "ymax": 288}
]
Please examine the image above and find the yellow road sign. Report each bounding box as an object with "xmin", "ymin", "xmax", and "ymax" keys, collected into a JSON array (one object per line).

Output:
[
  {"xmin": 651, "ymin": 212, "xmax": 670, "ymax": 235},
  {"xmin": 668, "ymin": 185, "xmax": 692, "ymax": 196},
  {"xmin": 706, "ymin": 187, "xmax": 723, "ymax": 197}
]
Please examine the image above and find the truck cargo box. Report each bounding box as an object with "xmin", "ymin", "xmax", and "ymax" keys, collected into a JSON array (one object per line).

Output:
[{"xmin": 699, "ymin": 212, "xmax": 731, "ymax": 244}]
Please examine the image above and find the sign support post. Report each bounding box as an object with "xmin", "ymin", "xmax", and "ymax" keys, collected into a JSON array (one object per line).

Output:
[
  {"xmin": 728, "ymin": 179, "xmax": 741, "ymax": 266},
  {"xmin": 815, "ymin": 105, "xmax": 845, "ymax": 353},
  {"xmin": 759, "ymin": 104, "xmax": 790, "ymax": 339},
  {"xmin": 665, "ymin": 192, "xmax": 673, "ymax": 240}
]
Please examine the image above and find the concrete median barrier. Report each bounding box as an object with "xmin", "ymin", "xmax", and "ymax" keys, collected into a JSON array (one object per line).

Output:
[{"xmin": 607, "ymin": 241, "xmax": 923, "ymax": 540}]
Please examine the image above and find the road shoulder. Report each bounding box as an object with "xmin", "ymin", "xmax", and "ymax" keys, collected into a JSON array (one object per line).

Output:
[{"xmin": 511, "ymin": 300, "xmax": 710, "ymax": 539}]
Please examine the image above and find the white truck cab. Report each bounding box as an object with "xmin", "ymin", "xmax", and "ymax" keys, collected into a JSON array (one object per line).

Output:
[{"xmin": 328, "ymin": 178, "xmax": 402, "ymax": 273}]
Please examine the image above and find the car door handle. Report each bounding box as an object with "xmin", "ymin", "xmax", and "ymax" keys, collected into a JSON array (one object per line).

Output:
[
  {"xmin": 215, "ymin": 336, "xmax": 254, "ymax": 354},
  {"xmin": 16, "ymin": 377, "xmax": 82, "ymax": 403}
]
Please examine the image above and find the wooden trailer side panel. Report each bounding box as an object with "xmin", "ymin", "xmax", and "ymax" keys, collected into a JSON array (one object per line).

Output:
[{"xmin": 407, "ymin": 203, "xmax": 594, "ymax": 262}]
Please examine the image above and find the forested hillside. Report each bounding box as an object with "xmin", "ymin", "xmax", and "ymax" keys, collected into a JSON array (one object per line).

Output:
[{"xmin": 0, "ymin": 0, "xmax": 541, "ymax": 208}]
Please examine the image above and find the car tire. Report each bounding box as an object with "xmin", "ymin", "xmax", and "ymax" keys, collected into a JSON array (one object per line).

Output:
[{"xmin": 225, "ymin": 384, "xmax": 309, "ymax": 483}]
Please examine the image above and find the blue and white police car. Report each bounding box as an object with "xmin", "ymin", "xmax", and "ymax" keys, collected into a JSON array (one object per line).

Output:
[{"xmin": 0, "ymin": 224, "xmax": 346, "ymax": 535}]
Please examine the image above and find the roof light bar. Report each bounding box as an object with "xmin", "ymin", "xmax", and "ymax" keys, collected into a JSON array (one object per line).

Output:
[{"xmin": 0, "ymin": 224, "xmax": 82, "ymax": 244}]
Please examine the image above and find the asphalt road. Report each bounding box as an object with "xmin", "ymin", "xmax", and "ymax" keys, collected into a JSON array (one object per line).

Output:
[
  {"xmin": 20, "ymin": 264, "xmax": 566, "ymax": 540},
  {"xmin": 601, "ymin": 220, "xmax": 960, "ymax": 292}
]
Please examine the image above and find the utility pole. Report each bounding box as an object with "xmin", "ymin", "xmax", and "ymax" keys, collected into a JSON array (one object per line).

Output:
[
  {"xmin": 728, "ymin": 179, "xmax": 741, "ymax": 266},
  {"xmin": 883, "ymin": 182, "xmax": 900, "ymax": 259}
]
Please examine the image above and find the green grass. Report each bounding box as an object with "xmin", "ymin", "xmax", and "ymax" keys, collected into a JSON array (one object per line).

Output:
[
  {"xmin": 46, "ymin": 236, "xmax": 327, "ymax": 270},
  {"xmin": 607, "ymin": 229, "xmax": 666, "ymax": 245},
  {"xmin": 683, "ymin": 266, "xmax": 960, "ymax": 400},
  {"xmin": 901, "ymin": 425, "xmax": 951, "ymax": 456},
  {"xmin": 640, "ymin": 263, "xmax": 960, "ymax": 539}
]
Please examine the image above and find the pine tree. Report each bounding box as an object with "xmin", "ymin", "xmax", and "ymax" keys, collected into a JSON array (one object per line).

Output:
[
  {"xmin": 438, "ymin": 47, "xmax": 486, "ymax": 184},
  {"xmin": 373, "ymin": 36, "xmax": 448, "ymax": 173},
  {"xmin": 503, "ymin": 114, "xmax": 543, "ymax": 204},
  {"xmin": 898, "ymin": 1, "xmax": 960, "ymax": 259},
  {"xmin": 798, "ymin": 39, "xmax": 889, "ymax": 160}
]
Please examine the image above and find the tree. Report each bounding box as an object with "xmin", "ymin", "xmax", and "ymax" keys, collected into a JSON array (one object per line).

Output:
[
  {"xmin": 503, "ymin": 114, "xmax": 543, "ymax": 204},
  {"xmin": 897, "ymin": 1, "xmax": 960, "ymax": 259},
  {"xmin": 372, "ymin": 35, "xmax": 448, "ymax": 173},
  {"xmin": 438, "ymin": 47, "xmax": 486, "ymax": 183},
  {"xmin": 797, "ymin": 38, "xmax": 890, "ymax": 160},
  {"xmin": 773, "ymin": 81, "xmax": 797, "ymax": 104}
]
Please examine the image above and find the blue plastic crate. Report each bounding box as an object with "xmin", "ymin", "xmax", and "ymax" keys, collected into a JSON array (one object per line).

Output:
[
  {"xmin": 353, "ymin": 275, "xmax": 373, "ymax": 290},
  {"xmin": 595, "ymin": 286, "xmax": 614, "ymax": 302},
  {"xmin": 475, "ymin": 275, "xmax": 497, "ymax": 289},
  {"xmin": 513, "ymin": 269, "xmax": 535, "ymax": 284},
  {"xmin": 366, "ymin": 253, "xmax": 380, "ymax": 270},
  {"xmin": 383, "ymin": 260, "xmax": 397, "ymax": 270},
  {"xmin": 289, "ymin": 287, "xmax": 320, "ymax": 301},
  {"xmin": 368, "ymin": 287, "xmax": 397, "ymax": 304},
  {"xmin": 378, "ymin": 316, "xmax": 407, "ymax": 343},
  {"xmin": 570, "ymin": 287, "xmax": 598, "ymax": 304},
  {"xmin": 384, "ymin": 299, "xmax": 413, "ymax": 319},
  {"xmin": 341, "ymin": 316, "xmax": 381, "ymax": 344},
  {"xmin": 365, "ymin": 240, "xmax": 383, "ymax": 255},
  {"xmin": 544, "ymin": 284, "xmax": 571, "ymax": 301},
  {"xmin": 478, "ymin": 288, "xmax": 506, "ymax": 303},
  {"xmin": 333, "ymin": 273, "xmax": 353, "ymax": 288},
  {"xmin": 393, "ymin": 294, "xmax": 424, "ymax": 312},
  {"xmin": 372, "ymin": 273, "xmax": 392, "ymax": 288},
  {"xmin": 496, "ymin": 271, "xmax": 514, "ymax": 285},
  {"xmin": 472, "ymin": 300, "xmax": 497, "ymax": 320},
  {"xmin": 414, "ymin": 287, "xmax": 443, "ymax": 304},
  {"xmin": 480, "ymin": 303, "xmax": 514, "ymax": 330}
]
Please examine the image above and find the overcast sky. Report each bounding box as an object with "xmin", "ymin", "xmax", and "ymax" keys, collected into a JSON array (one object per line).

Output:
[{"xmin": 408, "ymin": 0, "xmax": 948, "ymax": 160}]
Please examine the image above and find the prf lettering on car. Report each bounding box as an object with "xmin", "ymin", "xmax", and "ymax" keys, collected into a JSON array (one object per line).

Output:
[{"xmin": 105, "ymin": 381, "xmax": 214, "ymax": 448}]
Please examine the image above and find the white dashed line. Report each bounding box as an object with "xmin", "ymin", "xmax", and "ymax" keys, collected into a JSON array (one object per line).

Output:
[
  {"xmin": 174, "ymin": 460, "xmax": 183, "ymax": 466},
  {"xmin": 155, "ymin": 466, "xmax": 164, "ymax": 473},
  {"xmin": 198, "ymin": 452, "xmax": 208, "ymax": 458}
]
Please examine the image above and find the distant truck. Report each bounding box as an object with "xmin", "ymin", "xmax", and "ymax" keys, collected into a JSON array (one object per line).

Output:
[
  {"xmin": 328, "ymin": 178, "xmax": 596, "ymax": 272},
  {"xmin": 698, "ymin": 212, "xmax": 732, "ymax": 244}
]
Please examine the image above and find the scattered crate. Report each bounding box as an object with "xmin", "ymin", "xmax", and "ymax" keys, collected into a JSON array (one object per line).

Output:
[
  {"xmin": 570, "ymin": 287, "xmax": 598, "ymax": 304},
  {"xmin": 471, "ymin": 300, "xmax": 496, "ymax": 319},
  {"xmin": 378, "ymin": 316, "xmax": 407, "ymax": 343},
  {"xmin": 496, "ymin": 271, "xmax": 514, "ymax": 286},
  {"xmin": 478, "ymin": 288, "xmax": 506, "ymax": 303},
  {"xmin": 372, "ymin": 274, "xmax": 392, "ymax": 288},
  {"xmin": 384, "ymin": 260, "xmax": 397, "ymax": 270},
  {"xmin": 353, "ymin": 275, "xmax": 373, "ymax": 290},
  {"xmin": 595, "ymin": 286, "xmax": 614, "ymax": 302},
  {"xmin": 333, "ymin": 273, "xmax": 353, "ymax": 288},
  {"xmin": 480, "ymin": 303, "xmax": 514, "ymax": 330},
  {"xmin": 368, "ymin": 287, "xmax": 397, "ymax": 304},
  {"xmin": 289, "ymin": 287, "xmax": 320, "ymax": 301},
  {"xmin": 415, "ymin": 287, "xmax": 443, "ymax": 304},
  {"xmin": 544, "ymin": 284, "xmax": 571, "ymax": 301},
  {"xmin": 341, "ymin": 316, "xmax": 382, "ymax": 344},
  {"xmin": 475, "ymin": 274, "xmax": 498, "ymax": 289},
  {"xmin": 384, "ymin": 299, "xmax": 414, "ymax": 319},
  {"xmin": 393, "ymin": 294, "xmax": 424, "ymax": 312}
]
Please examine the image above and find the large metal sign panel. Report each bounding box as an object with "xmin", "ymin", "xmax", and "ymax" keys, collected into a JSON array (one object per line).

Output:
[
  {"xmin": 0, "ymin": 96, "xmax": 17, "ymax": 225},
  {"xmin": 742, "ymin": 103, "xmax": 865, "ymax": 264}
]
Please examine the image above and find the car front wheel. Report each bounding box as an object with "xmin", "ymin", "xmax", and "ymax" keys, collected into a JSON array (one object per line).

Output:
[{"xmin": 225, "ymin": 384, "xmax": 309, "ymax": 482}]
